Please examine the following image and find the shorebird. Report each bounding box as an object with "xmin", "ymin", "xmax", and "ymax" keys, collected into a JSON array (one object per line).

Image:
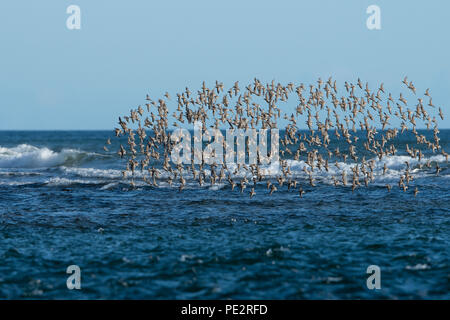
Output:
[
  {"xmin": 439, "ymin": 108, "xmax": 444, "ymax": 120},
  {"xmin": 269, "ymin": 184, "xmax": 277, "ymax": 195},
  {"xmin": 107, "ymin": 77, "xmax": 445, "ymax": 198},
  {"xmin": 435, "ymin": 164, "xmax": 441, "ymax": 176}
]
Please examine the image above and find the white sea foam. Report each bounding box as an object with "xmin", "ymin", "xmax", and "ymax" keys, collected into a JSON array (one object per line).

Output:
[
  {"xmin": 44, "ymin": 177, "xmax": 102, "ymax": 186},
  {"xmin": 61, "ymin": 154, "xmax": 446, "ymax": 187},
  {"xmin": 1, "ymin": 144, "xmax": 446, "ymax": 189},
  {"xmin": 405, "ymin": 264, "xmax": 430, "ymax": 271},
  {"xmin": 61, "ymin": 166, "xmax": 173, "ymax": 180},
  {"xmin": 224, "ymin": 154, "xmax": 446, "ymax": 183},
  {"xmin": 0, "ymin": 171, "xmax": 42, "ymax": 176},
  {"xmin": 100, "ymin": 182, "xmax": 119, "ymax": 190},
  {"xmin": 0, "ymin": 144, "xmax": 99, "ymax": 168},
  {"xmin": 61, "ymin": 167, "xmax": 123, "ymax": 179},
  {"xmin": 208, "ymin": 183, "xmax": 226, "ymax": 191},
  {"xmin": 0, "ymin": 181, "xmax": 36, "ymax": 186}
]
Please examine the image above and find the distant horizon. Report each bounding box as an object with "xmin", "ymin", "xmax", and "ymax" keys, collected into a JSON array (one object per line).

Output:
[{"xmin": 1, "ymin": 127, "xmax": 450, "ymax": 131}]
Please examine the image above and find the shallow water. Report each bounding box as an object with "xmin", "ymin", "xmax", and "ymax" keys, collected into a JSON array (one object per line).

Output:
[{"xmin": 0, "ymin": 130, "xmax": 449, "ymax": 299}]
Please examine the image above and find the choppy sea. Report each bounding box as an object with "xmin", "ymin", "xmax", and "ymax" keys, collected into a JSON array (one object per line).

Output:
[{"xmin": 0, "ymin": 130, "xmax": 449, "ymax": 299}]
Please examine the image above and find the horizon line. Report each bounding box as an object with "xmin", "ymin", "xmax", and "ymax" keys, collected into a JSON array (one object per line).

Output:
[{"xmin": 1, "ymin": 127, "xmax": 450, "ymax": 131}]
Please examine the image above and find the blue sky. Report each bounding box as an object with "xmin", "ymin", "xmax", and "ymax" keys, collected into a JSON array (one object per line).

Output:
[{"xmin": 0, "ymin": 0, "xmax": 449, "ymax": 129}]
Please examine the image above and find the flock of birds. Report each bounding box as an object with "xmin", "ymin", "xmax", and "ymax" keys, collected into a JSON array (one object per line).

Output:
[{"xmin": 105, "ymin": 77, "xmax": 447, "ymax": 198}]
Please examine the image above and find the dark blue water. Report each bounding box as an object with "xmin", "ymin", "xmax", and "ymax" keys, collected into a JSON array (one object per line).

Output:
[{"xmin": 0, "ymin": 130, "xmax": 449, "ymax": 299}]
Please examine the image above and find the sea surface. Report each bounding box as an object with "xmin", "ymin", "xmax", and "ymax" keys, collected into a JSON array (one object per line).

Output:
[{"xmin": 0, "ymin": 130, "xmax": 449, "ymax": 299}]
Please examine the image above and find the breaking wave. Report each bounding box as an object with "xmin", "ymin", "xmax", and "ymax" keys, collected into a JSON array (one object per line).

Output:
[
  {"xmin": 55, "ymin": 154, "xmax": 449, "ymax": 189},
  {"xmin": 0, "ymin": 144, "xmax": 447, "ymax": 189},
  {"xmin": 0, "ymin": 144, "xmax": 102, "ymax": 168}
]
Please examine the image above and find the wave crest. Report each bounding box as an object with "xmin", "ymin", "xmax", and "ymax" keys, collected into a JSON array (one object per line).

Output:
[{"xmin": 0, "ymin": 144, "xmax": 99, "ymax": 168}]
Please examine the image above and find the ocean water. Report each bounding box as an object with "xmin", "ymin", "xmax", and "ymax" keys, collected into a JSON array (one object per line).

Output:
[{"xmin": 0, "ymin": 130, "xmax": 449, "ymax": 299}]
